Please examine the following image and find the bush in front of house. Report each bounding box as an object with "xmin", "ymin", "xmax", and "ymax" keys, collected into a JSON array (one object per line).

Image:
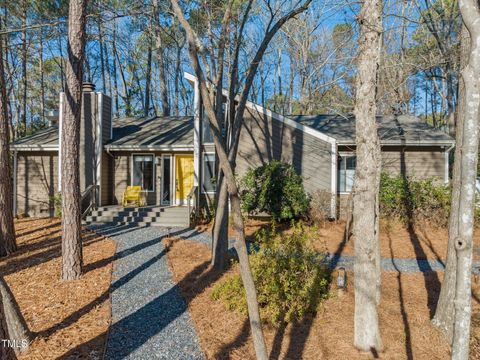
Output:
[
  {"xmin": 379, "ymin": 173, "xmax": 451, "ymax": 225},
  {"xmin": 309, "ymin": 190, "xmax": 332, "ymax": 226},
  {"xmin": 240, "ymin": 161, "xmax": 310, "ymax": 221},
  {"xmin": 212, "ymin": 223, "xmax": 330, "ymax": 324}
]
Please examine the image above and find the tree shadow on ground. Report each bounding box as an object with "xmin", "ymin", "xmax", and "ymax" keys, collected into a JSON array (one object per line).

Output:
[
  {"xmin": 387, "ymin": 230, "xmax": 413, "ymax": 360},
  {"xmin": 400, "ymin": 150, "xmax": 441, "ymax": 318},
  {"xmin": 55, "ymin": 237, "xmax": 226, "ymax": 359}
]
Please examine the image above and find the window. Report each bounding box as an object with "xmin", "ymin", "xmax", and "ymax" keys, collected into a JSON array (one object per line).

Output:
[
  {"xmin": 202, "ymin": 153, "xmax": 216, "ymax": 193},
  {"xmin": 338, "ymin": 155, "xmax": 356, "ymax": 192},
  {"xmin": 202, "ymin": 110, "xmax": 214, "ymax": 143},
  {"xmin": 133, "ymin": 155, "xmax": 154, "ymax": 191},
  {"xmin": 201, "ymin": 102, "xmax": 228, "ymax": 144}
]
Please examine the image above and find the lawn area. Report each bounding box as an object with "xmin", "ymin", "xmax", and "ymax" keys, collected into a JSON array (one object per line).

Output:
[
  {"xmin": 168, "ymin": 220, "xmax": 480, "ymax": 359},
  {"xmin": 3, "ymin": 218, "xmax": 115, "ymax": 359}
]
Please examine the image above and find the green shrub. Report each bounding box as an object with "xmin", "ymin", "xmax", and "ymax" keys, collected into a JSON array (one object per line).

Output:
[
  {"xmin": 212, "ymin": 223, "xmax": 330, "ymax": 324},
  {"xmin": 240, "ymin": 161, "xmax": 310, "ymax": 221},
  {"xmin": 379, "ymin": 173, "xmax": 451, "ymax": 225},
  {"xmin": 52, "ymin": 193, "xmax": 62, "ymax": 218}
]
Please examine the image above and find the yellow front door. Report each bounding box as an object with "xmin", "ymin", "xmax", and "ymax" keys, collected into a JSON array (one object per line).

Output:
[{"xmin": 175, "ymin": 155, "xmax": 194, "ymax": 204}]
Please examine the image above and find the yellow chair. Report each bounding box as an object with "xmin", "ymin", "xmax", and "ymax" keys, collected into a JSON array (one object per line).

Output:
[{"xmin": 122, "ymin": 186, "xmax": 146, "ymax": 207}]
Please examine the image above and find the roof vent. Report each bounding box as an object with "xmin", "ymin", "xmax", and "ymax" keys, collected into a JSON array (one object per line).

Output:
[{"xmin": 82, "ymin": 82, "xmax": 95, "ymax": 92}]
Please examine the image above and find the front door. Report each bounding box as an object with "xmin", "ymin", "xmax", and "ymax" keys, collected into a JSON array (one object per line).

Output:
[{"xmin": 175, "ymin": 155, "xmax": 194, "ymax": 205}]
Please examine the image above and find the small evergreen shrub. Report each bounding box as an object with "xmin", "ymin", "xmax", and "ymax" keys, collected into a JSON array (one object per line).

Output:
[
  {"xmin": 240, "ymin": 161, "xmax": 310, "ymax": 221},
  {"xmin": 212, "ymin": 223, "xmax": 330, "ymax": 324},
  {"xmin": 379, "ymin": 173, "xmax": 451, "ymax": 225}
]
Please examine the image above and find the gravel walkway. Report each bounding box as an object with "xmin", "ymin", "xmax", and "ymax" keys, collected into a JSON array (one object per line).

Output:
[
  {"xmin": 87, "ymin": 223, "xmax": 480, "ymax": 358},
  {"xmin": 88, "ymin": 224, "xmax": 205, "ymax": 360}
]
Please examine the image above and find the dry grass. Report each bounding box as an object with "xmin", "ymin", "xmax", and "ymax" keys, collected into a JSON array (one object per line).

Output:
[
  {"xmin": 165, "ymin": 237, "xmax": 480, "ymax": 360},
  {"xmin": 2, "ymin": 218, "xmax": 116, "ymax": 359}
]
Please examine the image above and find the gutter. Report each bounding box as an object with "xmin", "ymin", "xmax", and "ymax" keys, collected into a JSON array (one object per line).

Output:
[{"xmin": 104, "ymin": 145, "xmax": 195, "ymax": 152}]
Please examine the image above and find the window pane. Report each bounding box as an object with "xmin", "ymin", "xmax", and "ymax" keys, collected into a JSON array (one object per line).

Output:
[
  {"xmin": 132, "ymin": 155, "xmax": 154, "ymax": 191},
  {"xmin": 338, "ymin": 155, "xmax": 356, "ymax": 193},
  {"xmin": 202, "ymin": 111, "xmax": 214, "ymax": 143},
  {"xmin": 203, "ymin": 153, "xmax": 216, "ymax": 192},
  {"xmin": 133, "ymin": 159, "xmax": 142, "ymax": 187},
  {"xmin": 143, "ymin": 160, "xmax": 153, "ymax": 191}
]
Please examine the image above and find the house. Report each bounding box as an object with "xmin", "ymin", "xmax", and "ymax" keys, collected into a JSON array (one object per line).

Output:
[{"xmin": 10, "ymin": 73, "xmax": 455, "ymax": 224}]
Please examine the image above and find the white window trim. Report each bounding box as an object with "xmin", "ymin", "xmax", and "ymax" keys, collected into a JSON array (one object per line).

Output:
[
  {"xmin": 131, "ymin": 153, "xmax": 156, "ymax": 192},
  {"xmin": 201, "ymin": 152, "xmax": 216, "ymax": 194}
]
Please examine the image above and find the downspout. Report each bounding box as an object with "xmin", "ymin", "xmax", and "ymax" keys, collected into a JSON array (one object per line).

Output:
[
  {"xmin": 331, "ymin": 141, "xmax": 338, "ymax": 218},
  {"xmin": 13, "ymin": 150, "xmax": 17, "ymax": 216},
  {"xmin": 444, "ymin": 143, "xmax": 455, "ymax": 184},
  {"xmin": 193, "ymin": 79, "xmax": 201, "ymax": 211}
]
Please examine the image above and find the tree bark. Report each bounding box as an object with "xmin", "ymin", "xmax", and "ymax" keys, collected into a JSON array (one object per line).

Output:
[
  {"xmin": 0, "ymin": 277, "xmax": 31, "ymax": 352},
  {"xmin": 432, "ymin": 24, "xmax": 468, "ymax": 344},
  {"xmin": 211, "ymin": 171, "xmax": 229, "ymax": 270},
  {"xmin": 20, "ymin": 7, "xmax": 27, "ymax": 136},
  {"xmin": 450, "ymin": 0, "xmax": 480, "ymax": 357},
  {"xmin": 145, "ymin": 42, "xmax": 152, "ymax": 117},
  {"xmin": 61, "ymin": 0, "xmax": 88, "ymax": 281},
  {"xmin": 0, "ymin": 282, "xmax": 16, "ymax": 360},
  {"xmin": 352, "ymin": 0, "xmax": 383, "ymax": 352},
  {"xmin": 0, "ymin": 25, "xmax": 16, "ymax": 256},
  {"xmin": 153, "ymin": 0, "xmax": 170, "ymax": 117}
]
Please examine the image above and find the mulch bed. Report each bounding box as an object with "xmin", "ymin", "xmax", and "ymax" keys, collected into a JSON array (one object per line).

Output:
[
  {"xmin": 2, "ymin": 218, "xmax": 116, "ymax": 359},
  {"xmin": 165, "ymin": 237, "xmax": 480, "ymax": 359}
]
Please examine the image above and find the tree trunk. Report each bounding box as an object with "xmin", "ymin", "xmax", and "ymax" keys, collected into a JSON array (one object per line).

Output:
[
  {"xmin": 211, "ymin": 170, "xmax": 229, "ymax": 269},
  {"xmin": 39, "ymin": 29, "xmax": 46, "ymax": 126},
  {"xmin": 153, "ymin": 0, "xmax": 170, "ymax": 117},
  {"xmin": 352, "ymin": 0, "xmax": 383, "ymax": 352},
  {"xmin": 0, "ymin": 277, "xmax": 31, "ymax": 351},
  {"xmin": 61, "ymin": 0, "xmax": 88, "ymax": 281},
  {"xmin": 432, "ymin": 24, "xmax": 468, "ymax": 343},
  {"xmin": 112, "ymin": 21, "xmax": 120, "ymax": 117},
  {"xmin": 450, "ymin": 0, "xmax": 480, "ymax": 357},
  {"xmin": 144, "ymin": 42, "xmax": 152, "ymax": 117},
  {"xmin": 0, "ymin": 26, "xmax": 16, "ymax": 256},
  {"xmin": 97, "ymin": 16, "xmax": 107, "ymax": 94},
  {"xmin": 21, "ymin": 9, "xmax": 27, "ymax": 136},
  {"xmin": 0, "ymin": 284, "xmax": 16, "ymax": 360}
]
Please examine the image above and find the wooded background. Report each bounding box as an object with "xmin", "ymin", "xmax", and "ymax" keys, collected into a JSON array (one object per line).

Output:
[{"xmin": 0, "ymin": 0, "xmax": 461, "ymax": 138}]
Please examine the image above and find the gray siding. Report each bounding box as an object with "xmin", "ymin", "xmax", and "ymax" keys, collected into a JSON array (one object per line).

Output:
[
  {"xmin": 236, "ymin": 107, "xmax": 333, "ymax": 195},
  {"xmin": 338, "ymin": 145, "xmax": 446, "ymax": 180},
  {"xmin": 381, "ymin": 146, "xmax": 445, "ymax": 179},
  {"xmin": 101, "ymin": 152, "xmax": 113, "ymax": 206},
  {"xmin": 16, "ymin": 151, "xmax": 58, "ymax": 217},
  {"xmin": 101, "ymin": 95, "xmax": 112, "ymax": 144}
]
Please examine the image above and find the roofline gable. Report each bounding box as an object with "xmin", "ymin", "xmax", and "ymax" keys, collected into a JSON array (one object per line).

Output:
[{"xmin": 184, "ymin": 72, "xmax": 337, "ymax": 145}]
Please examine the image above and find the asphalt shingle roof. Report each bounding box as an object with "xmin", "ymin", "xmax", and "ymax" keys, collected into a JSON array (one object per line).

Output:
[
  {"xmin": 11, "ymin": 116, "xmax": 194, "ymax": 150},
  {"xmin": 106, "ymin": 116, "xmax": 194, "ymax": 150},
  {"xmin": 289, "ymin": 114, "xmax": 454, "ymax": 145}
]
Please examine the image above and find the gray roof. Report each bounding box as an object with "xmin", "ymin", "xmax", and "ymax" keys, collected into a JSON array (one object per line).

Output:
[
  {"xmin": 289, "ymin": 114, "xmax": 454, "ymax": 146},
  {"xmin": 11, "ymin": 116, "xmax": 194, "ymax": 151},
  {"xmin": 11, "ymin": 126, "xmax": 59, "ymax": 150},
  {"xmin": 106, "ymin": 116, "xmax": 194, "ymax": 150}
]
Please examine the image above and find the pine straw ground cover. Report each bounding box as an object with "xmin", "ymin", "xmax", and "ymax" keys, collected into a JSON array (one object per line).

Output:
[
  {"xmin": 2, "ymin": 218, "xmax": 116, "ymax": 359},
  {"xmin": 164, "ymin": 237, "xmax": 480, "ymax": 359},
  {"xmin": 198, "ymin": 218, "xmax": 480, "ymax": 260}
]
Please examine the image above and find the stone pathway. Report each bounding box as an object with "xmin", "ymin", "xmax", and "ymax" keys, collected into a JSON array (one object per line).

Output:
[
  {"xmin": 87, "ymin": 223, "xmax": 480, "ymax": 359},
  {"xmin": 88, "ymin": 224, "xmax": 205, "ymax": 360}
]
